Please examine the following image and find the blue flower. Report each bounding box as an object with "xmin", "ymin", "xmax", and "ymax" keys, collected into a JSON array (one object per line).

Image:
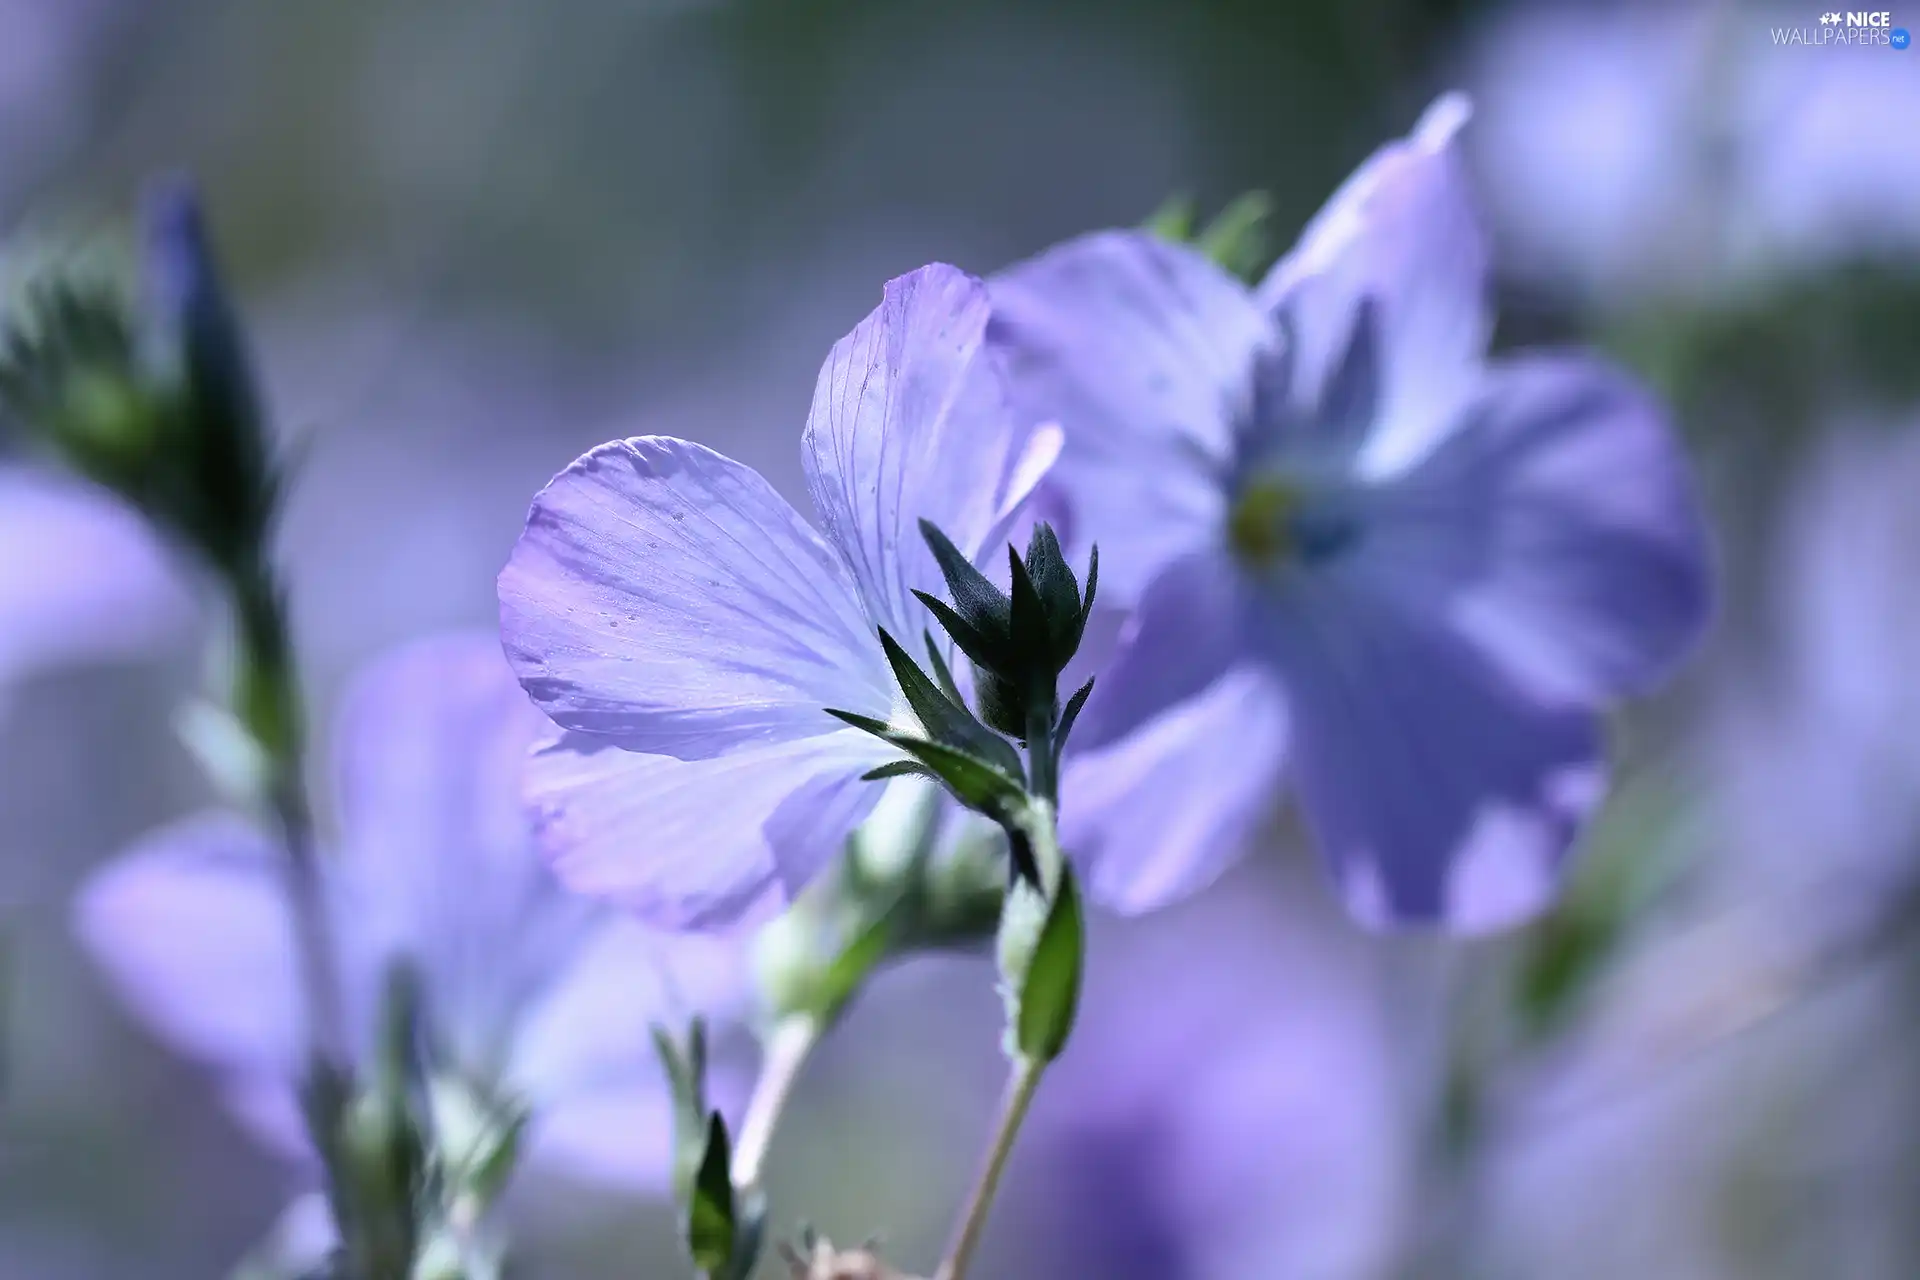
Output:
[
  {"xmin": 74, "ymin": 634, "xmax": 748, "ymax": 1190},
  {"xmin": 498, "ymin": 265, "xmax": 1056, "ymax": 929},
  {"xmin": 989, "ymin": 95, "xmax": 1712, "ymax": 932}
]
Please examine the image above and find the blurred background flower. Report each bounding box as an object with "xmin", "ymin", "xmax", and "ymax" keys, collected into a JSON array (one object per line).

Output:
[{"xmin": 3, "ymin": 0, "xmax": 1919, "ymax": 1276}]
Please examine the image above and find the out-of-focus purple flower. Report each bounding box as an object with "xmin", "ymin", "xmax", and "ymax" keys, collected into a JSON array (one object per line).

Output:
[
  {"xmin": 498, "ymin": 265, "xmax": 1057, "ymax": 929},
  {"xmin": 1473, "ymin": 422, "xmax": 1920, "ymax": 1279},
  {"xmin": 1465, "ymin": 4, "xmax": 1920, "ymax": 309},
  {"xmin": 0, "ymin": 465, "xmax": 187, "ymax": 709},
  {"xmin": 1012, "ymin": 862, "xmax": 1411, "ymax": 1279},
  {"xmin": 75, "ymin": 632, "xmax": 747, "ymax": 1190},
  {"xmin": 989, "ymin": 95, "xmax": 1710, "ymax": 932},
  {"xmin": 1701, "ymin": 422, "xmax": 1920, "ymax": 917}
]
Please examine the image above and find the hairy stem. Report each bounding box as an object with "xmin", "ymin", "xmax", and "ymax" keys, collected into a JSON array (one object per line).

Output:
[
  {"xmin": 934, "ymin": 1055, "xmax": 1045, "ymax": 1280},
  {"xmin": 732, "ymin": 1014, "xmax": 821, "ymax": 1192}
]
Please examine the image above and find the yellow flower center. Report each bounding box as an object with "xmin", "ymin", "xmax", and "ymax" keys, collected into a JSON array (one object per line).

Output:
[{"xmin": 1227, "ymin": 475, "xmax": 1304, "ymax": 567}]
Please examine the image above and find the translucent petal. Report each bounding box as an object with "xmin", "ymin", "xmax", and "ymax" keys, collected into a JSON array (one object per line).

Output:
[
  {"xmin": 990, "ymin": 231, "xmax": 1265, "ymax": 602},
  {"xmin": 526, "ymin": 728, "xmax": 888, "ymax": 930},
  {"xmin": 501, "ymin": 436, "xmax": 892, "ymax": 755},
  {"xmin": 1259, "ymin": 94, "xmax": 1492, "ymax": 479},
  {"xmin": 1062, "ymin": 667, "xmax": 1289, "ymax": 914},
  {"xmin": 803, "ymin": 263, "xmax": 1049, "ymax": 641}
]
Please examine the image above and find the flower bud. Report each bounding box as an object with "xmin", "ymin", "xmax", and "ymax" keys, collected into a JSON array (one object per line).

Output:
[{"xmin": 0, "ymin": 177, "xmax": 279, "ymax": 573}]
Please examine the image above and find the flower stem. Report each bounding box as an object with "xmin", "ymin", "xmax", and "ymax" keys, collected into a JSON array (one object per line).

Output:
[
  {"xmin": 1023, "ymin": 703, "xmax": 1057, "ymax": 807},
  {"xmin": 230, "ymin": 558, "xmax": 351, "ymax": 1091},
  {"xmin": 934, "ymin": 1054, "xmax": 1046, "ymax": 1280},
  {"xmin": 732, "ymin": 1014, "xmax": 820, "ymax": 1192}
]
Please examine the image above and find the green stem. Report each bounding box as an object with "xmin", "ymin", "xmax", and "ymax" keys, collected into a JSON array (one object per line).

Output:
[
  {"xmin": 933, "ymin": 1055, "xmax": 1046, "ymax": 1280},
  {"xmin": 731, "ymin": 1014, "xmax": 820, "ymax": 1192},
  {"xmin": 230, "ymin": 559, "xmax": 351, "ymax": 1092},
  {"xmin": 1024, "ymin": 703, "xmax": 1057, "ymax": 808}
]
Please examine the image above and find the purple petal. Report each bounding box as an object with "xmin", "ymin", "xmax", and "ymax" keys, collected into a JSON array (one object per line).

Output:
[
  {"xmin": 1362, "ymin": 353, "xmax": 1712, "ymax": 705},
  {"xmin": 335, "ymin": 633, "xmax": 550, "ymax": 899},
  {"xmin": 332, "ymin": 633, "xmax": 599, "ymax": 1065},
  {"xmin": 1072, "ymin": 551, "xmax": 1248, "ymax": 751},
  {"xmin": 73, "ymin": 815, "xmax": 304, "ymax": 1074},
  {"xmin": 500, "ymin": 436, "xmax": 892, "ymax": 755},
  {"xmin": 1259, "ymin": 94, "xmax": 1492, "ymax": 479},
  {"xmin": 0, "ymin": 467, "xmax": 188, "ymax": 691},
  {"xmin": 1257, "ymin": 576, "xmax": 1606, "ymax": 933},
  {"xmin": 511, "ymin": 921, "xmax": 752, "ymax": 1188},
  {"xmin": 524, "ymin": 1081, "xmax": 683, "ymax": 1191},
  {"xmin": 527, "ymin": 728, "xmax": 887, "ymax": 930},
  {"xmin": 989, "ymin": 232, "xmax": 1266, "ymax": 603},
  {"xmin": 802, "ymin": 263, "xmax": 1052, "ymax": 640},
  {"xmin": 1062, "ymin": 667, "xmax": 1288, "ymax": 914},
  {"xmin": 72, "ymin": 815, "xmax": 321, "ymax": 1155}
]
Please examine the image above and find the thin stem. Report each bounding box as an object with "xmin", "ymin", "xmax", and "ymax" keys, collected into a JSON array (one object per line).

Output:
[
  {"xmin": 732, "ymin": 1014, "xmax": 820, "ymax": 1192},
  {"xmin": 231, "ymin": 558, "xmax": 351, "ymax": 1086},
  {"xmin": 934, "ymin": 1055, "xmax": 1046, "ymax": 1280},
  {"xmin": 1023, "ymin": 702, "xmax": 1057, "ymax": 808}
]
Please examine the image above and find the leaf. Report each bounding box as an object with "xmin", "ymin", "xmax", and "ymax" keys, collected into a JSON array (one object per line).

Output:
[
  {"xmin": 1195, "ymin": 190, "xmax": 1276, "ymax": 283},
  {"xmin": 922, "ymin": 631, "xmax": 967, "ymax": 706},
  {"xmin": 1141, "ymin": 192, "xmax": 1196, "ymax": 243},
  {"xmin": 815, "ymin": 915, "xmax": 899, "ymax": 1025},
  {"xmin": 913, "ymin": 589, "xmax": 1011, "ymax": 674},
  {"xmin": 860, "ymin": 760, "xmax": 936, "ymax": 783},
  {"xmin": 1023, "ymin": 522, "xmax": 1081, "ymax": 633},
  {"xmin": 883, "ymin": 734, "xmax": 1026, "ymax": 821},
  {"xmin": 875, "ymin": 629, "xmax": 1024, "ymax": 778},
  {"xmin": 1080, "ymin": 543, "xmax": 1099, "ymax": 622},
  {"xmin": 652, "ymin": 1019, "xmax": 711, "ymax": 1203},
  {"xmin": 1054, "ymin": 677, "xmax": 1096, "ymax": 762},
  {"xmin": 1015, "ymin": 866, "xmax": 1084, "ymax": 1064},
  {"xmin": 1007, "ymin": 541, "xmax": 1046, "ymax": 663},
  {"xmin": 686, "ymin": 1112, "xmax": 736, "ymax": 1270},
  {"xmin": 918, "ymin": 518, "xmax": 1011, "ymax": 633},
  {"xmin": 823, "ymin": 707, "xmax": 892, "ymax": 736}
]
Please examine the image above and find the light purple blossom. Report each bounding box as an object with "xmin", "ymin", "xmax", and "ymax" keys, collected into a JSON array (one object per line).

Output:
[
  {"xmin": 498, "ymin": 265, "xmax": 1057, "ymax": 929},
  {"xmin": 0, "ymin": 465, "xmax": 187, "ymax": 708},
  {"xmin": 988, "ymin": 95, "xmax": 1711, "ymax": 931},
  {"xmin": 75, "ymin": 632, "xmax": 746, "ymax": 1190}
]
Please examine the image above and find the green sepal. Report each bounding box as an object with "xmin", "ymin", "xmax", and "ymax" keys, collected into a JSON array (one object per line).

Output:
[
  {"xmin": 1194, "ymin": 189, "xmax": 1276, "ymax": 283},
  {"xmin": 860, "ymin": 759, "xmax": 936, "ymax": 784},
  {"xmin": 918, "ymin": 518, "xmax": 1014, "ymax": 644},
  {"xmin": 1054, "ymin": 677, "xmax": 1096, "ymax": 764},
  {"xmin": 686, "ymin": 1112, "xmax": 737, "ymax": 1271},
  {"xmin": 1014, "ymin": 866, "xmax": 1084, "ymax": 1064},
  {"xmin": 1142, "ymin": 192, "xmax": 1197, "ymax": 243},
  {"xmin": 881, "ymin": 735, "xmax": 1027, "ymax": 824},
  {"xmin": 876, "ymin": 628, "xmax": 1024, "ymax": 777}
]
